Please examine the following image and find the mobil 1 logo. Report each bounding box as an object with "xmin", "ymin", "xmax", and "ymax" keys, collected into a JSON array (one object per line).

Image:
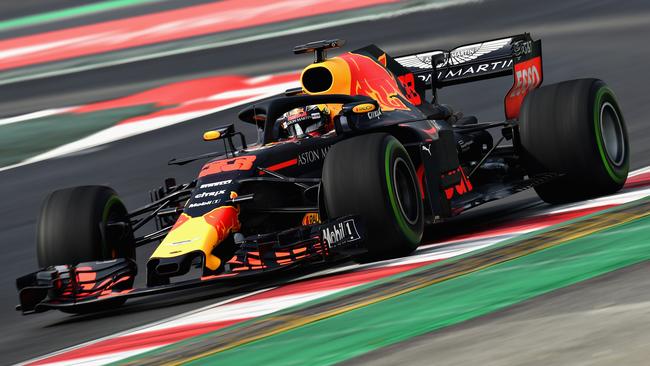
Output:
[{"xmin": 321, "ymin": 218, "xmax": 361, "ymax": 249}]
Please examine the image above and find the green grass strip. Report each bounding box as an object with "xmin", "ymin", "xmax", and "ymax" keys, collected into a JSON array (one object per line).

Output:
[
  {"xmin": 186, "ymin": 215, "xmax": 650, "ymax": 366},
  {"xmin": 0, "ymin": 0, "xmax": 164, "ymax": 31}
]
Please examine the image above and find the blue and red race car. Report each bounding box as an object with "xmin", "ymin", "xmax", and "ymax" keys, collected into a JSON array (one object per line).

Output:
[{"xmin": 17, "ymin": 34, "xmax": 629, "ymax": 314}]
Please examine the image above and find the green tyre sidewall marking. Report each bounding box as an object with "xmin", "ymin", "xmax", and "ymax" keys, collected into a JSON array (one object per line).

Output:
[
  {"xmin": 384, "ymin": 139, "xmax": 420, "ymax": 245},
  {"xmin": 593, "ymin": 86, "xmax": 628, "ymax": 184}
]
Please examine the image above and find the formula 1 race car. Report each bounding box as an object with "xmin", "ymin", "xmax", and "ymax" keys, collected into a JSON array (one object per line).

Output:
[{"xmin": 16, "ymin": 34, "xmax": 629, "ymax": 314}]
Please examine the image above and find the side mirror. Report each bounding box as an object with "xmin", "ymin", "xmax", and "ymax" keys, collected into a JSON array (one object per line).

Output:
[
  {"xmin": 202, "ymin": 124, "xmax": 247, "ymax": 154},
  {"xmin": 203, "ymin": 124, "xmax": 235, "ymax": 141},
  {"xmin": 203, "ymin": 130, "xmax": 221, "ymax": 141}
]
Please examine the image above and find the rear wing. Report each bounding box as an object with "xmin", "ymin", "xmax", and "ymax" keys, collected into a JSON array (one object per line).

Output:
[{"xmin": 395, "ymin": 33, "xmax": 543, "ymax": 119}]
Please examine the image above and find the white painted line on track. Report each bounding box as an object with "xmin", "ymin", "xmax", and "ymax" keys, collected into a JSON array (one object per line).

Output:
[
  {"xmin": 545, "ymin": 186, "xmax": 650, "ymax": 215},
  {"xmin": 131, "ymin": 288, "xmax": 348, "ymax": 334},
  {"xmin": 629, "ymin": 166, "xmax": 650, "ymax": 177},
  {"xmin": 0, "ymin": 107, "xmax": 74, "ymax": 126},
  {"xmin": 292, "ymin": 238, "xmax": 501, "ymax": 282}
]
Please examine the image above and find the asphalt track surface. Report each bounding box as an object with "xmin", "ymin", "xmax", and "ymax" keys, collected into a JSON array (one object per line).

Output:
[{"xmin": 1, "ymin": 0, "xmax": 650, "ymax": 364}]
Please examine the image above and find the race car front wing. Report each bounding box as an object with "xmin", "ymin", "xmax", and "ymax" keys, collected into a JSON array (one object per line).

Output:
[{"xmin": 16, "ymin": 215, "xmax": 364, "ymax": 314}]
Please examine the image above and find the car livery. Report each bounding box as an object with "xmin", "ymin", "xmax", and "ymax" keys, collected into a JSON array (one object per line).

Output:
[{"xmin": 16, "ymin": 34, "xmax": 629, "ymax": 314}]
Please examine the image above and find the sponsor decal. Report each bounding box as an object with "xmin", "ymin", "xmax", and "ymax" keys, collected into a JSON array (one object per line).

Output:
[
  {"xmin": 505, "ymin": 56, "xmax": 542, "ymax": 119},
  {"xmin": 512, "ymin": 40, "xmax": 533, "ymax": 57},
  {"xmin": 415, "ymin": 59, "xmax": 514, "ymax": 84},
  {"xmin": 352, "ymin": 103, "xmax": 376, "ymax": 113},
  {"xmin": 422, "ymin": 144, "xmax": 432, "ymax": 156},
  {"xmin": 188, "ymin": 200, "xmax": 220, "ymax": 208},
  {"xmin": 444, "ymin": 166, "xmax": 473, "ymax": 199},
  {"xmin": 440, "ymin": 38, "xmax": 512, "ymax": 67},
  {"xmin": 438, "ymin": 59, "xmax": 513, "ymax": 81},
  {"xmin": 282, "ymin": 108, "xmax": 322, "ymax": 129},
  {"xmin": 367, "ymin": 110, "xmax": 382, "ymax": 119},
  {"xmin": 199, "ymin": 156, "xmax": 256, "ymax": 177},
  {"xmin": 199, "ymin": 179, "xmax": 232, "ymax": 189},
  {"xmin": 194, "ymin": 190, "xmax": 225, "ymax": 199},
  {"xmin": 509, "ymin": 61, "xmax": 541, "ymax": 97},
  {"xmin": 397, "ymin": 73, "xmax": 422, "ymax": 105},
  {"xmin": 297, "ymin": 146, "xmax": 331, "ymax": 165},
  {"xmin": 395, "ymin": 50, "xmax": 444, "ymax": 71},
  {"xmin": 321, "ymin": 219, "xmax": 361, "ymax": 249},
  {"xmin": 395, "ymin": 38, "xmax": 512, "ymax": 72},
  {"xmin": 287, "ymin": 110, "xmax": 308, "ymax": 121}
]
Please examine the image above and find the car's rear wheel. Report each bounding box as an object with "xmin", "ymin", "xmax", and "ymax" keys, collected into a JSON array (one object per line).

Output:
[
  {"xmin": 37, "ymin": 185, "xmax": 135, "ymax": 312},
  {"xmin": 322, "ymin": 133, "xmax": 423, "ymax": 261},
  {"xmin": 518, "ymin": 78, "xmax": 629, "ymax": 204}
]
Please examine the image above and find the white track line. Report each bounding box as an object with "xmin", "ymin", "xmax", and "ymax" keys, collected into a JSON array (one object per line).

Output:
[
  {"xmin": 629, "ymin": 166, "xmax": 650, "ymax": 177},
  {"xmin": 0, "ymin": 107, "xmax": 74, "ymax": 126},
  {"xmin": 545, "ymin": 186, "xmax": 650, "ymax": 215},
  {"xmin": 130, "ymin": 288, "xmax": 348, "ymax": 335}
]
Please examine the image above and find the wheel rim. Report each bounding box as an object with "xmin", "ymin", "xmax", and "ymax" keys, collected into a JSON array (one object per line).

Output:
[
  {"xmin": 392, "ymin": 157, "xmax": 419, "ymax": 225},
  {"xmin": 600, "ymin": 102, "xmax": 625, "ymax": 167}
]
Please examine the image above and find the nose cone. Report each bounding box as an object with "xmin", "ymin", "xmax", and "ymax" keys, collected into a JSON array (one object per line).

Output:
[{"xmin": 150, "ymin": 206, "xmax": 240, "ymax": 271}]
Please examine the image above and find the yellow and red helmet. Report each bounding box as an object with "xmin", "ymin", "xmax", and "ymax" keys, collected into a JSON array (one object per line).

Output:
[{"xmin": 277, "ymin": 105, "xmax": 332, "ymax": 138}]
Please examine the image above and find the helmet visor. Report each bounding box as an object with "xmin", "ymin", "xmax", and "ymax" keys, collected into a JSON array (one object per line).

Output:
[{"xmin": 280, "ymin": 107, "xmax": 325, "ymax": 138}]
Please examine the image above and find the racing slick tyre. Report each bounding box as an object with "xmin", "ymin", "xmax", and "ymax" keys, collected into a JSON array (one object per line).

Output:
[
  {"xmin": 518, "ymin": 79, "xmax": 629, "ymax": 204},
  {"xmin": 322, "ymin": 133, "xmax": 423, "ymax": 261},
  {"xmin": 37, "ymin": 186, "xmax": 135, "ymax": 313}
]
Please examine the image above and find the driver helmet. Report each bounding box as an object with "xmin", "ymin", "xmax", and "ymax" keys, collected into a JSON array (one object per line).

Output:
[{"xmin": 278, "ymin": 105, "xmax": 331, "ymax": 138}]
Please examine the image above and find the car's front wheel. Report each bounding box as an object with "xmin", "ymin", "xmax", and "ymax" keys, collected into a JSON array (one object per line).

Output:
[
  {"xmin": 322, "ymin": 133, "xmax": 423, "ymax": 261},
  {"xmin": 37, "ymin": 185, "xmax": 135, "ymax": 312}
]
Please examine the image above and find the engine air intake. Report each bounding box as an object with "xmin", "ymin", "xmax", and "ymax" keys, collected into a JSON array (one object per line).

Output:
[{"xmin": 301, "ymin": 66, "xmax": 334, "ymax": 93}]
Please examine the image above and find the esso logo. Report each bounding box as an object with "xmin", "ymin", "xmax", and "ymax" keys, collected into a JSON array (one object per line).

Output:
[
  {"xmin": 511, "ymin": 64, "xmax": 541, "ymax": 97},
  {"xmin": 505, "ymin": 57, "xmax": 543, "ymax": 119}
]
